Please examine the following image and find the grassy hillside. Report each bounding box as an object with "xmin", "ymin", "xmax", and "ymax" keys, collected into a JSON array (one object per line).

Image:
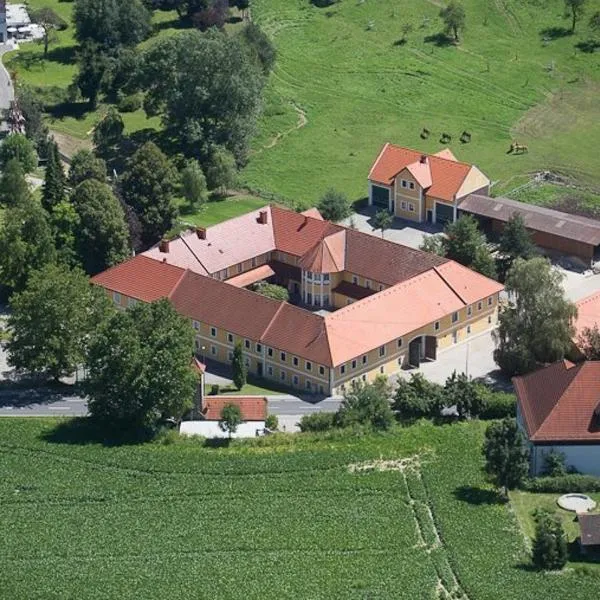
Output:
[
  {"xmin": 1, "ymin": 418, "xmax": 599, "ymax": 599},
  {"xmin": 244, "ymin": 0, "xmax": 600, "ymax": 204}
]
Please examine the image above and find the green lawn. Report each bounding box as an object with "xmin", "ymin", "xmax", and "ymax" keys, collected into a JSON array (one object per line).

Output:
[
  {"xmin": 178, "ymin": 196, "xmax": 270, "ymax": 228},
  {"xmin": 2, "ymin": 418, "xmax": 600, "ymax": 598},
  {"xmin": 243, "ymin": 0, "xmax": 600, "ymax": 206}
]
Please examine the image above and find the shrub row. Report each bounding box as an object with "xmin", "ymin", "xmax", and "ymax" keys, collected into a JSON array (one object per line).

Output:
[{"xmin": 523, "ymin": 474, "xmax": 600, "ymax": 493}]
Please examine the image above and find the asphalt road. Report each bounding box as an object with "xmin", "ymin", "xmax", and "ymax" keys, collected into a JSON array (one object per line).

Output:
[{"xmin": 0, "ymin": 44, "xmax": 14, "ymax": 118}]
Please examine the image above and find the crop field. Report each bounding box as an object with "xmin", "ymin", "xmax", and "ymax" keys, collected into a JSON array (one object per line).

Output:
[
  {"xmin": 1, "ymin": 418, "xmax": 599, "ymax": 599},
  {"xmin": 244, "ymin": 0, "xmax": 600, "ymax": 205}
]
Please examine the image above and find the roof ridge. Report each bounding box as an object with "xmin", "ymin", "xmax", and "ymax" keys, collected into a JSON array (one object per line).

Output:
[
  {"xmin": 260, "ymin": 302, "xmax": 287, "ymax": 343},
  {"xmin": 167, "ymin": 267, "xmax": 191, "ymax": 300},
  {"xmin": 368, "ymin": 142, "xmax": 390, "ymax": 179},
  {"xmin": 179, "ymin": 233, "xmax": 211, "ymax": 274},
  {"xmin": 433, "ymin": 264, "xmax": 468, "ymax": 306},
  {"xmin": 577, "ymin": 290, "xmax": 600, "ymax": 306},
  {"xmin": 385, "ymin": 142, "xmax": 473, "ymax": 169}
]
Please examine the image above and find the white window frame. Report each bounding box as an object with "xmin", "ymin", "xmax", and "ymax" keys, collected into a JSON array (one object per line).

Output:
[
  {"xmin": 352, "ymin": 275, "xmax": 358, "ymax": 285},
  {"xmin": 408, "ymin": 203, "xmax": 415, "ymax": 212},
  {"xmin": 351, "ymin": 359, "xmax": 357, "ymax": 370},
  {"xmin": 467, "ymin": 306, "xmax": 472, "ymax": 317},
  {"xmin": 362, "ymin": 355, "xmax": 368, "ymax": 365},
  {"xmin": 280, "ymin": 370, "xmax": 286, "ymax": 381},
  {"xmin": 488, "ymin": 296, "xmax": 493, "ymax": 306},
  {"xmin": 401, "ymin": 180, "xmax": 407, "ymax": 188},
  {"xmin": 340, "ymin": 365, "xmax": 346, "ymax": 375},
  {"xmin": 280, "ymin": 352, "xmax": 286, "ymax": 362},
  {"xmin": 452, "ymin": 312, "xmax": 459, "ymax": 324},
  {"xmin": 305, "ymin": 361, "xmax": 312, "ymax": 372},
  {"xmin": 379, "ymin": 345, "xmax": 386, "ymax": 357},
  {"xmin": 434, "ymin": 321, "xmax": 440, "ymax": 331},
  {"xmin": 227, "ymin": 333, "xmax": 234, "ymax": 343},
  {"xmin": 267, "ymin": 366, "xmax": 273, "ymax": 376},
  {"xmin": 112, "ymin": 292, "xmax": 121, "ymax": 304},
  {"xmin": 193, "ymin": 320, "xmax": 200, "ymax": 331},
  {"xmin": 408, "ymin": 181, "xmax": 415, "ymax": 190},
  {"xmin": 400, "ymin": 201, "xmax": 407, "ymax": 210},
  {"xmin": 293, "ymin": 375, "xmax": 299, "ymax": 386},
  {"xmin": 478, "ymin": 301, "xmax": 482, "ymax": 311},
  {"xmin": 210, "ymin": 327, "xmax": 217, "ymax": 337},
  {"xmin": 211, "ymin": 345, "xmax": 217, "ymax": 356}
]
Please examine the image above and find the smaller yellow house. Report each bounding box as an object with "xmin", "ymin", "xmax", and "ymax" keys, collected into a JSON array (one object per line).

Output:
[{"xmin": 368, "ymin": 144, "xmax": 490, "ymax": 225}]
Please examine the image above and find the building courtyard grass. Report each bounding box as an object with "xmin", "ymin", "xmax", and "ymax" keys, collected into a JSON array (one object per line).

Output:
[{"xmin": 2, "ymin": 418, "xmax": 600, "ymax": 599}]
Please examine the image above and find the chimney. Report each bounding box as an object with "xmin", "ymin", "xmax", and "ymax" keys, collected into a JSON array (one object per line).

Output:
[
  {"xmin": 196, "ymin": 227, "xmax": 207, "ymax": 240},
  {"xmin": 420, "ymin": 154, "xmax": 427, "ymax": 164},
  {"xmin": 159, "ymin": 239, "xmax": 170, "ymax": 253},
  {"xmin": 258, "ymin": 210, "xmax": 268, "ymax": 225}
]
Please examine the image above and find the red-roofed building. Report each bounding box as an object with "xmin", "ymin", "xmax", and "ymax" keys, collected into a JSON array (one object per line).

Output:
[
  {"xmin": 93, "ymin": 205, "xmax": 502, "ymax": 395},
  {"xmin": 514, "ymin": 361, "xmax": 600, "ymax": 476},
  {"xmin": 368, "ymin": 143, "xmax": 489, "ymax": 225}
]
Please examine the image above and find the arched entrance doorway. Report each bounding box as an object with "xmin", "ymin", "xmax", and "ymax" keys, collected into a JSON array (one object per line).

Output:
[{"xmin": 408, "ymin": 336, "xmax": 437, "ymax": 368}]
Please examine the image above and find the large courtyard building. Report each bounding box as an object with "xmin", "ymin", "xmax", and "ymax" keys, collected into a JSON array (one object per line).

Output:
[{"xmin": 92, "ymin": 205, "xmax": 503, "ymax": 395}]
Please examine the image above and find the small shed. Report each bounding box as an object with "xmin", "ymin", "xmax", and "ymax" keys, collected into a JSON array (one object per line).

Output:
[{"xmin": 578, "ymin": 513, "xmax": 600, "ymax": 554}]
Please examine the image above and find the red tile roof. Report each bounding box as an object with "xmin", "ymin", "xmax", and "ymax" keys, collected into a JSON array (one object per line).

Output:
[
  {"xmin": 90, "ymin": 255, "xmax": 186, "ymax": 302},
  {"xmin": 514, "ymin": 361, "xmax": 600, "ymax": 443},
  {"xmin": 202, "ymin": 396, "xmax": 267, "ymax": 421},
  {"xmin": 368, "ymin": 143, "xmax": 473, "ymax": 201},
  {"xmin": 575, "ymin": 291, "xmax": 600, "ymax": 342},
  {"xmin": 225, "ymin": 264, "xmax": 276, "ymax": 288},
  {"xmin": 299, "ymin": 231, "xmax": 346, "ymax": 273},
  {"xmin": 332, "ymin": 280, "xmax": 377, "ymax": 301}
]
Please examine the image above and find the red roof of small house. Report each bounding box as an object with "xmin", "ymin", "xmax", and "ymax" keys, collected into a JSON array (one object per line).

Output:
[
  {"xmin": 202, "ymin": 396, "xmax": 268, "ymax": 421},
  {"xmin": 90, "ymin": 255, "xmax": 186, "ymax": 302},
  {"xmin": 514, "ymin": 360, "xmax": 600, "ymax": 443},
  {"xmin": 368, "ymin": 143, "xmax": 474, "ymax": 201}
]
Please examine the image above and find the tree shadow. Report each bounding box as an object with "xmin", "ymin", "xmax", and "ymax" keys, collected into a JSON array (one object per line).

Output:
[
  {"xmin": 539, "ymin": 26, "xmax": 572, "ymax": 40},
  {"xmin": 0, "ymin": 379, "xmax": 83, "ymax": 408},
  {"xmin": 153, "ymin": 17, "xmax": 189, "ymax": 34},
  {"xmin": 393, "ymin": 39, "xmax": 407, "ymax": 47},
  {"xmin": 576, "ymin": 39, "xmax": 600, "ymax": 53},
  {"xmin": 202, "ymin": 437, "xmax": 232, "ymax": 448},
  {"xmin": 454, "ymin": 485, "xmax": 506, "ymax": 505},
  {"xmin": 45, "ymin": 45, "xmax": 77, "ymax": 65},
  {"xmin": 41, "ymin": 417, "xmax": 155, "ymax": 447},
  {"xmin": 46, "ymin": 100, "xmax": 93, "ymax": 121},
  {"xmin": 423, "ymin": 32, "xmax": 454, "ymax": 47}
]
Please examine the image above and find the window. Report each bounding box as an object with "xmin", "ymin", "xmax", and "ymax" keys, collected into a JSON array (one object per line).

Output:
[
  {"xmin": 280, "ymin": 352, "xmax": 286, "ymax": 362},
  {"xmin": 112, "ymin": 292, "xmax": 121, "ymax": 304},
  {"xmin": 267, "ymin": 366, "xmax": 273, "ymax": 376},
  {"xmin": 434, "ymin": 321, "xmax": 440, "ymax": 331},
  {"xmin": 256, "ymin": 343, "xmax": 262, "ymax": 353},
  {"xmin": 362, "ymin": 375, "xmax": 366, "ymax": 382},
  {"xmin": 340, "ymin": 365, "xmax": 346, "ymax": 375},
  {"xmin": 211, "ymin": 346, "xmax": 217, "ymax": 356},
  {"xmin": 379, "ymin": 345, "xmax": 386, "ymax": 357},
  {"xmin": 244, "ymin": 339, "xmax": 250, "ymax": 350},
  {"xmin": 351, "ymin": 360, "xmax": 357, "ymax": 370},
  {"xmin": 319, "ymin": 366, "xmax": 325, "ymax": 376},
  {"xmin": 293, "ymin": 356, "xmax": 299, "ymax": 366},
  {"xmin": 195, "ymin": 340, "xmax": 200, "ymax": 350},
  {"xmin": 452, "ymin": 331, "xmax": 458, "ymax": 344},
  {"xmin": 362, "ymin": 355, "xmax": 367, "ymax": 365},
  {"xmin": 467, "ymin": 306, "xmax": 472, "ymax": 317},
  {"xmin": 379, "ymin": 285, "xmax": 384, "ymax": 291},
  {"xmin": 305, "ymin": 361, "xmax": 312, "ymax": 372},
  {"xmin": 245, "ymin": 358, "xmax": 250, "ymax": 367},
  {"xmin": 319, "ymin": 385, "xmax": 325, "ymax": 394},
  {"xmin": 408, "ymin": 203, "xmax": 415, "ymax": 212},
  {"xmin": 478, "ymin": 301, "xmax": 482, "ymax": 311},
  {"xmin": 227, "ymin": 333, "xmax": 234, "ymax": 343},
  {"xmin": 352, "ymin": 275, "xmax": 358, "ymax": 284},
  {"xmin": 323, "ymin": 273, "xmax": 330, "ymax": 283},
  {"xmin": 323, "ymin": 296, "xmax": 330, "ymax": 308},
  {"xmin": 488, "ymin": 315, "xmax": 492, "ymax": 324},
  {"xmin": 365, "ymin": 280, "xmax": 371, "ymax": 289},
  {"xmin": 380, "ymin": 366, "xmax": 385, "ymax": 374},
  {"xmin": 280, "ymin": 370, "xmax": 286, "ymax": 381},
  {"xmin": 192, "ymin": 320, "xmax": 200, "ymax": 331},
  {"xmin": 268, "ymin": 348, "xmax": 273, "ymax": 357},
  {"xmin": 401, "ymin": 180, "xmax": 407, "ymax": 189},
  {"xmin": 220, "ymin": 269, "xmax": 227, "ymax": 280},
  {"xmin": 397, "ymin": 338, "xmax": 403, "ymax": 348},
  {"xmin": 306, "ymin": 271, "xmax": 313, "ymax": 282},
  {"xmin": 228, "ymin": 351, "xmax": 233, "ymax": 361},
  {"xmin": 488, "ymin": 296, "xmax": 493, "ymax": 306},
  {"xmin": 251, "ymin": 257, "xmax": 256, "ymax": 267},
  {"xmin": 452, "ymin": 312, "xmax": 458, "ymax": 324},
  {"xmin": 237, "ymin": 264, "xmax": 243, "ymax": 274},
  {"xmin": 314, "ymin": 295, "xmax": 321, "ymax": 307},
  {"xmin": 408, "ymin": 181, "xmax": 415, "ymax": 190},
  {"xmin": 306, "ymin": 380, "xmax": 312, "ymax": 391},
  {"xmin": 210, "ymin": 327, "xmax": 217, "ymax": 337},
  {"xmin": 293, "ymin": 375, "xmax": 299, "ymax": 386},
  {"xmin": 398, "ymin": 357, "xmax": 403, "ymax": 365},
  {"xmin": 314, "ymin": 273, "xmax": 321, "ymax": 282},
  {"xmin": 467, "ymin": 325, "xmax": 472, "ymax": 334},
  {"xmin": 401, "ymin": 201, "xmax": 407, "ymax": 210},
  {"xmin": 127, "ymin": 297, "xmax": 137, "ymax": 308}
]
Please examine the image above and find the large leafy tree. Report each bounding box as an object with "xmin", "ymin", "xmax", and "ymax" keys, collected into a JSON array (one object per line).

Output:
[
  {"xmin": 7, "ymin": 264, "xmax": 109, "ymax": 380},
  {"xmin": 392, "ymin": 373, "xmax": 443, "ymax": 421},
  {"xmin": 181, "ymin": 159, "xmax": 208, "ymax": 208},
  {"xmin": 31, "ymin": 7, "xmax": 66, "ymax": 57},
  {"xmin": 93, "ymin": 108, "xmax": 124, "ymax": 156},
  {"xmin": 71, "ymin": 179, "xmax": 130, "ymax": 275},
  {"xmin": 75, "ymin": 42, "xmax": 111, "ymax": 108},
  {"xmin": 15, "ymin": 85, "xmax": 49, "ymax": 153},
  {"xmin": 68, "ymin": 150, "xmax": 107, "ymax": 187},
  {"xmin": 141, "ymin": 30, "xmax": 265, "ymax": 163},
  {"xmin": 336, "ymin": 380, "xmax": 395, "ymax": 430},
  {"xmin": 86, "ymin": 299, "xmax": 197, "ymax": 432},
  {"xmin": 498, "ymin": 213, "xmax": 535, "ymax": 278},
  {"xmin": 120, "ymin": 142, "xmax": 177, "ymax": 246},
  {"xmin": 564, "ymin": 0, "xmax": 587, "ymax": 32},
  {"xmin": 372, "ymin": 209, "xmax": 393, "ymax": 239},
  {"xmin": 0, "ymin": 159, "xmax": 30, "ymax": 207},
  {"xmin": 493, "ymin": 257, "xmax": 577, "ymax": 375},
  {"xmin": 219, "ymin": 403, "xmax": 243, "ymax": 438},
  {"xmin": 238, "ymin": 23, "xmax": 276, "ymax": 75},
  {"xmin": 443, "ymin": 371, "xmax": 486, "ymax": 418},
  {"xmin": 41, "ymin": 140, "xmax": 66, "ymax": 213},
  {"xmin": 483, "ymin": 418, "xmax": 530, "ymax": 498},
  {"xmin": 0, "ymin": 134, "xmax": 37, "ymax": 173},
  {"xmin": 50, "ymin": 200, "xmax": 81, "ymax": 268},
  {"xmin": 440, "ymin": 1, "xmax": 466, "ymax": 42},
  {"xmin": 0, "ymin": 194, "xmax": 56, "ymax": 293},
  {"xmin": 317, "ymin": 188, "xmax": 351, "ymax": 222}
]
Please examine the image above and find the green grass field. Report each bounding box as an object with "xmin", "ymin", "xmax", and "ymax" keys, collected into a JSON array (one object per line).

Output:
[
  {"xmin": 2, "ymin": 418, "xmax": 600, "ymax": 599},
  {"xmin": 178, "ymin": 196, "xmax": 270, "ymax": 228},
  {"xmin": 243, "ymin": 0, "xmax": 600, "ymax": 205}
]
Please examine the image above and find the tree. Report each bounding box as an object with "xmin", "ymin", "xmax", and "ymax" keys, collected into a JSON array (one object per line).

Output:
[
  {"xmin": 93, "ymin": 108, "xmax": 124, "ymax": 155},
  {"xmin": 498, "ymin": 213, "xmax": 535, "ymax": 277},
  {"xmin": 493, "ymin": 258, "xmax": 577, "ymax": 375},
  {"xmin": 317, "ymin": 189, "xmax": 351, "ymax": 222},
  {"xmin": 219, "ymin": 403, "xmax": 243, "ymax": 438},
  {"xmin": 531, "ymin": 510, "xmax": 568, "ymax": 571},
  {"xmin": 68, "ymin": 150, "xmax": 107, "ymax": 187},
  {"xmin": 482, "ymin": 418, "xmax": 530, "ymax": 498},
  {"xmin": 577, "ymin": 324, "xmax": 600, "ymax": 360},
  {"xmin": 239, "ymin": 23, "xmax": 276, "ymax": 75},
  {"xmin": 71, "ymin": 179, "xmax": 130, "ymax": 275},
  {"xmin": 564, "ymin": 0, "xmax": 587, "ymax": 33},
  {"xmin": 0, "ymin": 194, "xmax": 56, "ymax": 293},
  {"xmin": 471, "ymin": 244, "xmax": 497, "ymax": 280},
  {"xmin": 181, "ymin": 160, "xmax": 208, "ymax": 207},
  {"xmin": 0, "ymin": 133, "xmax": 37, "ymax": 173},
  {"xmin": 7, "ymin": 264, "xmax": 109, "ymax": 380},
  {"xmin": 336, "ymin": 380, "xmax": 395, "ymax": 430},
  {"xmin": 15, "ymin": 85, "xmax": 49, "ymax": 152},
  {"xmin": 50, "ymin": 200, "xmax": 81, "ymax": 268},
  {"xmin": 0, "ymin": 159, "xmax": 30, "ymax": 207},
  {"xmin": 192, "ymin": 0, "xmax": 229, "ymax": 30},
  {"xmin": 419, "ymin": 234, "xmax": 446, "ymax": 257},
  {"xmin": 120, "ymin": 142, "xmax": 178, "ymax": 246},
  {"xmin": 444, "ymin": 215, "xmax": 496, "ymax": 278},
  {"xmin": 41, "ymin": 140, "xmax": 66, "ymax": 213},
  {"xmin": 75, "ymin": 42, "xmax": 111, "ymax": 108},
  {"xmin": 440, "ymin": 1, "xmax": 466, "ymax": 42},
  {"xmin": 590, "ymin": 10, "xmax": 600, "ymax": 33},
  {"xmin": 86, "ymin": 299, "xmax": 197, "ymax": 433},
  {"xmin": 204, "ymin": 146, "xmax": 237, "ymax": 194},
  {"xmin": 372, "ymin": 209, "xmax": 393, "ymax": 239},
  {"xmin": 231, "ymin": 342, "xmax": 247, "ymax": 391},
  {"xmin": 74, "ymin": 0, "xmax": 151, "ymax": 49},
  {"xmin": 141, "ymin": 30, "xmax": 265, "ymax": 163},
  {"xmin": 400, "ymin": 22, "xmax": 414, "ymax": 44},
  {"xmin": 392, "ymin": 373, "xmax": 443, "ymax": 421},
  {"xmin": 255, "ymin": 283, "xmax": 289, "ymax": 302},
  {"xmin": 31, "ymin": 7, "xmax": 66, "ymax": 57},
  {"xmin": 443, "ymin": 371, "xmax": 487, "ymax": 418}
]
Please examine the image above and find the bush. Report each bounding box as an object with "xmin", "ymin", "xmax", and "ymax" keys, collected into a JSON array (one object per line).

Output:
[
  {"xmin": 523, "ymin": 474, "xmax": 600, "ymax": 493},
  {"xmin": 532, "ymin": 509, "xmax": 568, "ymax": 571},
  {"xmin": 265, "ymin": 414, "xmax": 278, "ymax": 431},
  {"xmin": 479, "ymin": 391, "xmax": 516, "ymax": 419},
  {"xmin": 209, "ymin": 384, "xmax": 220, "ymax": 396},
  {"xmin": 299, "ymin": 412, "xmax": 336, "ymax": 432},
  {"xmin": 541, "ymin": 450, "xmax": 567, "ymax": 477},
  {"xmin": 317, "ymin": 188, "xmax": 351, "ymax": 222},
  {"xmin": 117, "ymin": 93, "xmax": 143, "ymax": 113}
]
